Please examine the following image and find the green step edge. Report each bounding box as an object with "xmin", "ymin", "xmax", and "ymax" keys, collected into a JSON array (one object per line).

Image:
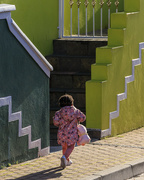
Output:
[
  {"xmin": 91, "ymin": 63, "xmax": 110, "ymax": 81},
  {"xmin": 96, "ymin": 46, "xmax": 123, "ymax": 64},
  {"xmin": 111, "ymin": 12, "xmax": 127, "ymax": 29},
  {"xmin": 108, "ymin": 28, "xmax": 125, "ymax": 47},
  {"xmin": 86, "ymin": 80, "xmax": 105, "ymax": 129},
  {"xmin": 124, "ymin": 0, "xmax": 140, "ymax": 12}
]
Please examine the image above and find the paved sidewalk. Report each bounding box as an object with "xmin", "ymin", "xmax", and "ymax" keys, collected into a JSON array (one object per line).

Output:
[
  {"xmin": 1, "ymin": 127, "xmax": 144, "ymax": 180},
  {"xmin": 128, "ymin": 173, "xmax": 144, "ymax": 180}
]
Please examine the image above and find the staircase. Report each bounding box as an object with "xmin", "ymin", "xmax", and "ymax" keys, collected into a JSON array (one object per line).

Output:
[{"xmin": 46, "ymin": 38, "xmax": 108, "ymax": 146}]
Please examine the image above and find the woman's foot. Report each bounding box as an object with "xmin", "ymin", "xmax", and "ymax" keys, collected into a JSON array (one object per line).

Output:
[
  {"xmin": 66, "ymin": 159, "xmax": 73, "ymax": 166},
  {"xmin": 60, "ymin": 155, "xmax": 67, "ymax": 169}
]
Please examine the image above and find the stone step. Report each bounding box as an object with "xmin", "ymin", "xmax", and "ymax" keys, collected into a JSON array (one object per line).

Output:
[
  {"xmin": 53, "ymin": 38, "xmax": 108, "ymax": 56},
  {"xmin": 50, "ymin": 88, "xmax": 85, "ymax": 109},
  {"xmin": 48, "ymin": 38, "xmax": 108, "ymax": 144},
  {"xmin": 50, "ymin": 125, "xmax": 58, "ymax": 133},
  {"xmin": 50, "ymin": 72, "xmax": 91, "ymax": 89},
  {"xmin": 46, "ymin": 55, "xmax": 95, "ymax": 73},
  {"xmin": 50, "ymin": 140, "xmax": 59, "ymax": 146}
]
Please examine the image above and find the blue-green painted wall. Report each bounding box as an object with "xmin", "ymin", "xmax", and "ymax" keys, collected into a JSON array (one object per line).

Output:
[{"xmin": 0, "ymin": 19, "xmax": 50, "ymax": 167}]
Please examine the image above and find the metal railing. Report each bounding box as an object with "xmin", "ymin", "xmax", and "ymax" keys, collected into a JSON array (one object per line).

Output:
[{"xmin": 58, "ymin": 0, "xmax": 122, "ymax": 38}]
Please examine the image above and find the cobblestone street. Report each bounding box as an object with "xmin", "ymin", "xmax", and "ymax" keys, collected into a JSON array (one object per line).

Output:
[{"xmin": 0, "ymin": 127, "xmax": 144, "ymax": 179}]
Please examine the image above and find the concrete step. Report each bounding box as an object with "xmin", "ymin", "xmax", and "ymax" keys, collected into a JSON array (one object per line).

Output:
[
  {"xmin": 48, "ymin": 38, "xmax": 108, "ymax": 144},
  {"xmin": 46, "ymin": 55, "xmax": 95, "ymax": 73},
  {"xmin": 53, "ymin": 38, "xmax": 108, "ymax": 56},
  {"xmin": 50, "ymin": 88, "xmax": 85, "ymax": 109},
  {"xmin": 50, "ymin": 72, "xmax": 91, "ymax": 89},
  {"xmin": 50, "ymin": 126, "xmax": 59, "ymax": 146}
]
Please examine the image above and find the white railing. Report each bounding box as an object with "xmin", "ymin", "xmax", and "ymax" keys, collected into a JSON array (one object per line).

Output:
[{"xmin": 58, "ymin": 0, "xmax": 121, "ymax": 38}]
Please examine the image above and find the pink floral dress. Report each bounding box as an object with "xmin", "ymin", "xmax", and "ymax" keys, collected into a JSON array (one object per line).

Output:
[{"xmin": 53, "ymin": 106, "xmax": 86, "ymax": 146}]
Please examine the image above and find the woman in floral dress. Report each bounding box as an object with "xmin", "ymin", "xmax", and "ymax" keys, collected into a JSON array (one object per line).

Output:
[{"xmin": 53, "ymin": 94, "xmax": 86, "ymax": 169}]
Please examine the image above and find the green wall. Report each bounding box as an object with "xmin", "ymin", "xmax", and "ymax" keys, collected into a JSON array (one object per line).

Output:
[
  {"xmin": 0, "ymin": 19, "xmax": 49, "ymax": 167},
  {"xmin": 86, "ymin": 0, "xmax": 144, "ymax": 136},
  {"xmin": 0, "ymin": 0, "xmax": 59, "ymax": 56},
  {"xmin": 0, "ymin": 1, "xmax": 124, "ymax": 56}
]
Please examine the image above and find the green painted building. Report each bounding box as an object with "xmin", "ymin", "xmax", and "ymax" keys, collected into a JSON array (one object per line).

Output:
[
  {"xmin": 1, "ymin": 0, "xmax": 144, "ymax": 167},
  {"xmin": 0, "ymin": 0, "xmax": 124, "ymax": 56},
  {"xmin": 0, "ymin": 4, "xmax": 53, "ymax": 167},
  {"xmin": 86, "ymin": 0, "xmax": 144, "ymax": 138}
]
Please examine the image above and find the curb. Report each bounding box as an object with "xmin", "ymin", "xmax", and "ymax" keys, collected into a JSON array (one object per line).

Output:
[{"xmin": 82, "ymin": 158, "xmax": 144, "ymax": 180}]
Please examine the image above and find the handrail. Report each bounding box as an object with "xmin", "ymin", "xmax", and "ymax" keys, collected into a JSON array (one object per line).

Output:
[{"xmin": 59, "ymin": 0, "xmax": 123, "ymax": 38}]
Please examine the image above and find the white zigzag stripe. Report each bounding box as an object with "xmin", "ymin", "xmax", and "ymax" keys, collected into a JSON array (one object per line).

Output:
[
  {"xmin": 101, "ymin": 42, "xmax": 144, "ymax": 137},
  {"xmin": 0, "ymin": 96, "xmax": 49, "ymax": 156}
]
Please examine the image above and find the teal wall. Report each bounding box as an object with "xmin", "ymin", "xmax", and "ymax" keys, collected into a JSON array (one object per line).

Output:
[{"xmin": 0, "ymin": 19, "xmax": 50, "ymax": 167}]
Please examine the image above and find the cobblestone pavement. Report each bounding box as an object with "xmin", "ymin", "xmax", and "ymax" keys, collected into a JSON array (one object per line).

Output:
[{"xmin": 1, "ymin": 127, "xmax": 144, "ymax": 180}]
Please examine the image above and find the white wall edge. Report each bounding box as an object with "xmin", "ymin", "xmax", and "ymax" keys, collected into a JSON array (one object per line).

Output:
[
  {"xmin": 0, "ymin": 4, "xmax": 16, "ymax": 13},
  {"xmin": 0, "ymin": 4, "xmax": 53, "ymax": 78},
  {"xmin": 0, "ymin": 96, "xmax": 50, "ymax": 157}
]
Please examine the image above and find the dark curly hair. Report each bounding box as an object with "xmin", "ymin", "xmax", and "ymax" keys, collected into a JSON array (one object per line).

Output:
[{"xmin": 58, "ymin": 94, "xmax": 74, "ymax": 107}]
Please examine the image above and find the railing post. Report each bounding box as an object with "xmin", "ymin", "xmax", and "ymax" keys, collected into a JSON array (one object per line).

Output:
[
  {"xmin": 92, "ymin": 0, "xmax": 96, "ymax": 37},
  {"xmin": 62, "ymin": 0, "xmax": 64, "ymax": 37},
  {"xmin": 77, "ymin": 0, "xmax": 81, "ymax": 37},
  {"xmin": 107, "ymin": 0, "xmax": 111, "ymax": 29},
  {"xmin": 58, "ymin": 0, "xmax": 63, "ymax": 38},
  {"xmin": 84, "ymin": 0, "xmax": 89, "ymax": 37},
  {"xmin": 115, "ymin": 0, "xmax": 119, "ymax": 13},
  {"xmin": 70, "ymin": 0, "xmax": 74, "ymax": 37},
  {"xmin": 99, "ymin": 0, "xmax": 104, "ymax": 36}
]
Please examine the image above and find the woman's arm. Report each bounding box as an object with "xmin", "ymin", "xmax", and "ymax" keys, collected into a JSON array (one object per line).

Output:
[
  {"xmin": 53, "ymin": 111, "xmax": 60, "ymax": 127},
  {"xmin": 76, "ymin": 109, "xmax": 86, "ymax": 123}
]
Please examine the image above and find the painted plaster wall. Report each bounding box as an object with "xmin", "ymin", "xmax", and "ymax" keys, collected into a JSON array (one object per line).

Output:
[
  {"xmin": 0, "ymin": 19, "xmax": 49, "ymax": 167},
  {"xmin": 0, "ymin": 0, "xmax": 59, "ymax": 56},
  {"xmin": 64, "ymin": 0, "xmax": 124, "ymax": 36},
  {"xmin": 86, "ymin": 0, "xmax": 144, "ymax": 136},
  {"xmin": 0, "ymin": 1, "xmax": 123, "ymax": 56}
]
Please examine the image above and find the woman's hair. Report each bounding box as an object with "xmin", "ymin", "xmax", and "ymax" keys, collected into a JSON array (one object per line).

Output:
[{"xmin": 58, "ymin": 94, "xmax": 74, "ymax": 107}]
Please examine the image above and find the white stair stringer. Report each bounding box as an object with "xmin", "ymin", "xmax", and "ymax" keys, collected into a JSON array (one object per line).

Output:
[
  {"xmin": 101, "ymin": 42, "xmax": 144, "ymax": 137},
  {"xmin": 0, "ymin": 96, "xmax": 49, "ymax": 157}
]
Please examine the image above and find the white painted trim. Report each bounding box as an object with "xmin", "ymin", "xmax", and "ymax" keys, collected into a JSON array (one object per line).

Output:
[
  {"xmin": 58, "ymin": 0, "xmax": 62, "ymax": 38},
  {"xmin": 101, "ymin": 42, "xmax": 144, "ymax": 137},
  {"xmin": 62, "ymin": 0, "xmax": 64, "ymax": 38},
  {"xmin": 0, "ymin": 4, "xmax": 15, "ymax": 12},
  {"xmin": 0, "ymin": 4, "xmax": 53, "ymax": 77},
  {"xmin": 0, "ymin": 96, "xmax": 50, "ymax": 157}
]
